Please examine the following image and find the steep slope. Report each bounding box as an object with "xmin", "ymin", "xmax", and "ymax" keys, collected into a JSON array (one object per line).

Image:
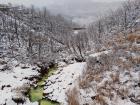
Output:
[
  {"xmin": 0, "ymin": 4, "xmax": 73, "ymax": 63},
  {"xmin": 66, "ymin": 32, "xmax": 140, "ymax": 104}
]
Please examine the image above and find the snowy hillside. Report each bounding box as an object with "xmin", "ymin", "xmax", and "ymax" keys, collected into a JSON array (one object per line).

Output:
[{"xmin": 0, "ymin": 0, "xmax": 140, "ymax": 105}]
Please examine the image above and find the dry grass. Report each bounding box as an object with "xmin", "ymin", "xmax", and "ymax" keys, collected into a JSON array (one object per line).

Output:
[
  {"xmin": 76, "ymin": 32, "xmax": 139, "ymax": 105},
  {"xmin": 131, "ymin": 44, "xmax": 140, "ymax": 51},
  {"xmin": 130, "ymin": 56, "xmax": 140, "ymax": 64},
  {"xmin": 66, "ymin": 87, "xmax": 80, "ymax": 105},
  {"xmin": 116, "ymin": 57, "xmax": 133, "ymax": 70},
  {"xmin": 78, "ymin": 70, "xmax": 95, "ymax": 89},
  {"xmin": 127, "ymin": 34, "xmax": 140, "ymax": 43},
  {"xmin": 116, "ymin": 88, "xmax": 129, "ymax": 99},
  {"xmin": 96, "ymin": 80, "xmax": 116, "ymax": 100},
  {"xmin": 79, "ymin": 52, "xmax": 114, "ymax": 89},
  {"xmin": 79, "ymin": 77, "xmax": 91, "ymax": 89},
  {"xmin": 93, "ymin": 95, "xmax": 108, "ymax": 105},
  {"xmin": 114, "ymin": 34, "xmax": 126, "ymax": 44},
  {"xmin": 110, "ymin": 73, "xmax": 120, "ymax": 83},
  {"xmin": 94, "ymin": 74, "xmax": 102, "ymax": 82}
]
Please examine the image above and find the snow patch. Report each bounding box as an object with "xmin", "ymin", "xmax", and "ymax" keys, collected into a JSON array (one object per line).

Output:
[
  {"xmin": 0, "ymin": 64, "xmax": 39, "ymax": 105},
  {"xmin": 44, "ymin": 62, "xmax": 86, "ymax": 104}
]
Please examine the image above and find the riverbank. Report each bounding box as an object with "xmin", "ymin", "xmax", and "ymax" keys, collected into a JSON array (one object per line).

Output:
[
  {"xmin": 0, "ymin": 62, "xmax": 39, "ymax": 105},
  {"xmin": 43, "ymin": 62, "xmax": 86, "ymax": 105},
  {"xmin": 0, "ymin": 59, "xmax": 86, "ymax": 105},
  {"xmin": 28, "ymin": 66, "xmax": 59, "ymax": 105}
]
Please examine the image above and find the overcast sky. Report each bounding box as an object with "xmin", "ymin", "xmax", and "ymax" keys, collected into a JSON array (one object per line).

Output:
[
  {"xmin": 0, "ymin": 0, "xmax": 126, "ymax": 7},
  {"xmin": 0, "ymin": 0, "xmax": 126, "ymax": 25}
]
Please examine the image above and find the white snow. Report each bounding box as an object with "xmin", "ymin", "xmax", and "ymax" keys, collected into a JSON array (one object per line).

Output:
[
  {"xmin": 136, "ymin": 18, "xmax": 140, "ymax": 23},
  {"xmin": 44, "ymin": 62, "xmax": 86, "ymax": 104},
  {"xmin": 0, "ymin": 64, "xmax": 39, "ymax": 105},
  {"xmin": 70, "ymin": 50, "xmax": 140, "ymax": 105},
  {"xmin": 89, "ymin": 50, "xmax": 112, "ymax": 57}
]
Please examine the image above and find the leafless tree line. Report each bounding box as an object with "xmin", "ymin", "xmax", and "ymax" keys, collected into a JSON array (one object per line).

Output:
[
  {"xmin": 0, "ymin": 0, "xmax": 140, "ymax": 64},
  {"xmin": 87, "ymin": 0, "xmax": 140, "ymax": 52},
  {"xmin": 0, "ymin": 4, "xmax": 74, "ymax": 63},
  {"xmin": 64, "ymin": 0, "xmax": 140, "ymax": 60}
]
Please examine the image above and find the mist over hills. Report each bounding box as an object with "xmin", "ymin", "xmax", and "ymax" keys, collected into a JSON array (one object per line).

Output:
[
  {"xmin": 46, "ymin": 0, "xmax": 125, "ymax": 25},
  {"xmin": 0, "ymin": 0, "xmax": 126, "ymax": 25}
]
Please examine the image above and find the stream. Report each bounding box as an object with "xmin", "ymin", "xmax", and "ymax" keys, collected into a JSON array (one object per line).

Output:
[{"xmin": 28, "ymin": 66, "xmax": 59, "ymax": 105}]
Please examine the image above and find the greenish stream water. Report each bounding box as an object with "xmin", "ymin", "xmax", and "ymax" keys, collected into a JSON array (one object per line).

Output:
[{"xmin": 28, "ymin": 67, "xmax": 59, "ymax": 105}]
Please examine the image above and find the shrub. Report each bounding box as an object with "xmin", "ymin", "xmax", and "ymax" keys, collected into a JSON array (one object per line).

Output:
[
  {"xmin": 127, "ymin": 34, "xmax": 140, "ymax": 43},
  {"xmin": 110, "ymin": 73, "xmax": 120, "ymax": 83},
  {"xmin": 93, "ymin": 95, "xmax": 108, "ymax": 105},
  {"xmin": 66, "ymin": 87, "xmax": 80, "ymax": 105}
]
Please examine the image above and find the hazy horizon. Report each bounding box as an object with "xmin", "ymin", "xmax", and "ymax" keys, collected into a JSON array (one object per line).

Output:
[
  {"xmin": 0, "ymin": 0, "xmax": 126, "ymax": 6},
  {"xmin": 0, "ymin": 0, "xmax": 127, "ymax": 25}
]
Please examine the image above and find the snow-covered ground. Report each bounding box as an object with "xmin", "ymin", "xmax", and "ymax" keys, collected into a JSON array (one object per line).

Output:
[
  {"xmin": 0, "ymin": 49, "xmax": 139, "ymax": 105},
  {"xmin": 73, "ymin": 51, "xmax": 140, "ymax": 105},
  {"xmin": 0, "ymin": 62, "xmax": 39, "ymax": 105},
  {"xmin": 0, "ymin": 58, "xmax": 86, "ymax": 105},
  {"xmin": 44, "ymin": 62, "xmax": 86, "ymax": 105},
  {"xmin": 43, "ymin": 50, "xmax": 140, "ymax": 105}
]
